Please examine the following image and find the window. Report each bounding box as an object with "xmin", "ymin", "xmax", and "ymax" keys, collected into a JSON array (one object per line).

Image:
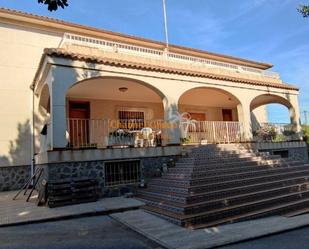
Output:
[
  {"xmin": 105, "ymin": 160, "xmax": 141, "ymax": 187},
  {"xmin": 118, "ymin": 110, "xmax": 145, "ymax": 130}
]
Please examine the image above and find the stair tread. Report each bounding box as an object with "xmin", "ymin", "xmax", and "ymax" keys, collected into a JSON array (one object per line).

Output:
[
  {"xmin": 191, "ymin": 197, "xmax": 309, "ymax": 229},
  {"xmin": 138, "ymin": 181, "xmax": 309, "ymax": 208},
  {"xmin": 148, "ymin": 167, "xmax": 309, "ymax": 190},
  {"xmin": 143, "ymin": 188, "xmax": 309, "ymax": 221},
  {"xmin": 157, "ymin": 164, "xmax": 309, "ymax": 182},
  {"xmin": 139, "ymin": 144, "xmax": 309, "ymax": 229},
  {"xmin": 141, "ymin": 175, "xmax": 309, "ymax": 198},
  {"xmin": 174, "ymin": 159, "xmax": 302, "ymax": 169},
  {"xmin": 166, "ymin": 161, "xmax": 303, "ymax": 177},
  {"xmin": 284, "ymin": 207, "xmax": 309, "ymax": 217},
  {"xmin": 177, "ymin": 156, "xmax": 283, "ymax": 165}
]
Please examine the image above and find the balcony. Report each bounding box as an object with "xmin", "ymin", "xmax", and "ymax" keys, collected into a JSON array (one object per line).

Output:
[
  {"xmin": 66, "ymin": 118, "xmax": 243, "ymax": 148},
  {"xmin": 60, "ymin": 33, "xmax": 280, "ymax": 80}
]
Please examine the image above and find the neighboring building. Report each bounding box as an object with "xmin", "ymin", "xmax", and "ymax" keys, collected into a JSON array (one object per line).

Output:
[{"xmin": 0, "ymin": 8, "xmax": 305, "ymax": 193}]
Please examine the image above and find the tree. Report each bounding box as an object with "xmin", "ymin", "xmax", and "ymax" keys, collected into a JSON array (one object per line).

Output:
[
  {"xmin": 38, "ymin": 0, "xmax": 68, "ymax": 11},
  {"xmin": 298, "ymin": 5, "xmax": 309, "ymax": 17}
]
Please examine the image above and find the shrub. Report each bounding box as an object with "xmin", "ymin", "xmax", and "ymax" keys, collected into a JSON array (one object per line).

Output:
[
  {"xmin": 303, "ymin": 125, "xmax": 309, "ymax": 144},
  {"xmin": 180, "ymin": 137, "xmax": 190, "ymax": 144},
  {"xmin": 254, "ymin": 125, "xmax": 277, "ymax": 141}
]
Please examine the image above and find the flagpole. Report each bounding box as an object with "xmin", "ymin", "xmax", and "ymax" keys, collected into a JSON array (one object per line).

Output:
[{"xmin": 162, "ymin": 0, "xmax": 169, "ymax": 50}]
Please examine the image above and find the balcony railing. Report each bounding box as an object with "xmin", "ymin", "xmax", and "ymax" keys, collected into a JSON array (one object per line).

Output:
[
  {"xmin": 67, "ymin": 118, "xmax": 243, "ymax": 148},
  {"xmin": 60, "ymin": 33, "xmax": 280, "ymax": 80},
  {"xmin": 185, "ymin": 121, "xmax": 243, "ymax": 144},
  {"xmin": 67, "ymin": 118, "xmax": 165, "ymax": 148}
]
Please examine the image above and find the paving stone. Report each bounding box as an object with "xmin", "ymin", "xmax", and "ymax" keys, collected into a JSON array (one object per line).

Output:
[
  {"xmin": 0, "ymin": 190, "xmax": 144, "ymax": 227},
  {"xmin": 111, "ymin": 209, "xmax": 309, "ymax": 249}
]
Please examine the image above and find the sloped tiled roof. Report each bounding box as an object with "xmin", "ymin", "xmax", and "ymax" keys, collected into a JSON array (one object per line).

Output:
[{"xmin": 44, "ymin": 48, "xmax": 298, "ymax": 91}]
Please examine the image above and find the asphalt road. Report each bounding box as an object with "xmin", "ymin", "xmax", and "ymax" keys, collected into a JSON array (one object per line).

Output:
[
  {"xmin": 0, "ymin": 216, "xmax": 163, "ymax": 249},
  {"xmin": 218, "ymin": 225, "xmax": 309, "ymax": 249},
  {"xmin": 3, "ymin": 215, "xmax": 309, "ymax": 249}
]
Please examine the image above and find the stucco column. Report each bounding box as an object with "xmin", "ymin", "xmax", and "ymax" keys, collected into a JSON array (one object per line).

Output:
[
  {"xmin": 162, "ymin": 97, "xmax": 180, "ymax": 145},
  {"xmin": 237, "ymin": 103, "xmax": 253, "ymax": 141},
  {"xmin": 289, "ymin": 96, "xmax": 302, "ymax": 134},
  {"xmin": 49, "ymin": 66, "xmax": 77, "ymax": 149}
]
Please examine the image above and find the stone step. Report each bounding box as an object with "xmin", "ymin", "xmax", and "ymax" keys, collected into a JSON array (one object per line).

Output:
[
  {"xmin": 164, "ymin": 164, "xmax": 288, "ymax": 180},
  {"xmin": 189, "ymin": 149, "xmax": 267, "ymax": 155},
  {"xmin": 178, "ymin": 152, "xmax": 274, "ymax": 161},
  {"xmin": 165, "ymin": 160, "xmax": 303, "ymax": 178},
  {"xmin": 138, "ymin": 144, "xmax": 309, "ymax": 229},
  {"xmin": 150, "ymin": 164, "xmax": 309, "ymax": 187},
  {"xmin": 146, "ymin": 168, "xmax": 309, "ymax": 194},
  {"xmin": 176, "ymin": 155, "xmax": 282, "ymax": 166},
  {"xmin": 186, "ymin": 189, "xmax": 309, "ymax": 227},
  {"xmin": 168, "ymin": 159, "xmax": 302, "ymax": 174},
  {"xmin": 140, "ymin": 176, "xmax": 309, "ymax": 205},
  {"xmin": 191, "ymin": 198, "xmax": 309, "ymax": 229},
  {"xmin": 284, "ymin": 207, "xmax": 309, "ymax": 217},
  {"xmin": 139, "ymin": 182, "xmax": 309, "ymax": 215},
  {"xmin": 190, "ymin": 146, "xmax": 249, "ymax": 153},
  {"xmin": 143, "ymin": 189, "xmax": 309, "ymax": 228}
]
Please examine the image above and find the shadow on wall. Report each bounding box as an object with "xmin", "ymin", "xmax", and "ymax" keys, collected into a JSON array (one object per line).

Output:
[
  {"xmin": 251, "ymin": 112, "xmax": 260, "ymax": 131},
  {"xmin": 0, "ymin": 119, "xmax": 32, "ymax": 167}
]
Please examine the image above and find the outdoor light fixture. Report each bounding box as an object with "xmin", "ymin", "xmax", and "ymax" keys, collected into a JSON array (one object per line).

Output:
[{"xmin": 118, "ymin": 87, "xmax": 128, "ymax": 92}]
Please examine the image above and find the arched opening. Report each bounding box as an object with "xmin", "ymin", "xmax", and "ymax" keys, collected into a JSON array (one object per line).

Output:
[
  {"xmin": 38, "ymin": 84, "xmax": 51, "ymax": 116},
  {"xmin": 178, "ymin": 87, "xmax": 242, "ymax": 143},
  {"xmin": 38, "ymin": 84, "xmax": 51, "ymax": 152},
  {"xmin": 250, "ymin": 94, "xmax": 297, "ymax": 141},
  {"xmin": 66, "ymin": 77, "xmax": 165, "ymax": 148}
]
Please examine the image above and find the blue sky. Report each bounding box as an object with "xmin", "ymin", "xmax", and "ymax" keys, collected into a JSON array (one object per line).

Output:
[{"xmin": 1, "ymin": 0, "xmax": 308, "ymax": 123}]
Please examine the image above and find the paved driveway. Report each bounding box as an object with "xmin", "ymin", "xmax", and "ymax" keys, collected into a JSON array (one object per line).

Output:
[
  {"xmin": 0, "ymin": 216, "xmax": 163, "ymax": 249},
  {"xmin": 0, "ymin": 190, "xmax": 143, "ymax": 227}
]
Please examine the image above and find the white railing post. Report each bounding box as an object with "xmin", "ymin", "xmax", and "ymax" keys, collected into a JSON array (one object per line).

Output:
[
  {"xmin": 212, "ymin": 122, "xmax": 216, "ymax": 143},
  {"xmin": 226, "ymin": 122, "xmax": 230, "ymax": 144}
]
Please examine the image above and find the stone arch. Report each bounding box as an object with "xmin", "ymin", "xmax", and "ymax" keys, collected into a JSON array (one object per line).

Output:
[
  {"xmin": 67, "ymin": 75, "xmax": 167, "ymax": 101},
  {"xmin": 38, "ymin": 84, "xmax": 51, "ymax": 115},
  {"xmin": 37, "ymin": 84, "xmax": 52, "ymax": 152},
  {"xmin": 250, "ymin": 93, "xmax": 300, "ymax": 137},
  {"xmin": 65, "ymin": 75, "xmax": 175, "ymax": 147},
  {"xmin": 250, "ymin": 94, "xmax": 292, "ymax": 111},
  {"xmin": 178, "ymin": 86, "xmax": 242, "ymax": 121}
]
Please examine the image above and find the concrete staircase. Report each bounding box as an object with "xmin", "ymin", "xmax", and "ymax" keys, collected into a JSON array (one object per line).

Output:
[{"xmin": 137, "ymin": 144, "xmax": 309, "ymax": 229}]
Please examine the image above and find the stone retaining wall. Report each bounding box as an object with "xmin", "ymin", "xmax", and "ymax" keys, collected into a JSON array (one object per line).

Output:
[
  {"xmin": 36, "ymin": 155, "xmax": 177, "ymax": 197},
  {"xmin": 246, "ymin": 141, "xmax": 309, "ymax": 162},
  {"xmin": 0, "ymin": 165, "xmax": 30, "ymax": 191}
]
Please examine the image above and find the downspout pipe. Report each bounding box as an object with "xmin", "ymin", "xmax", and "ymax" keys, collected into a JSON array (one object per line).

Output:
[{"xmin": 30, "ymin": 84, "xmax": 35, "ymax": 182}]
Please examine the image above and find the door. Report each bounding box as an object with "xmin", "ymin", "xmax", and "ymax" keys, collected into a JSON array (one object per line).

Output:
[
  {"xmin": 222, "ymin": 109, "xmax": 233, "ymax": 121},
  {"xmin": 187, "ymin": 112, "xmax": 207, "ymax": 143},
  {"xmin": 189, "ymin": 112, "xmax": 206, "ymax": 122},
  {"xmin": 69, "ymin": 101, "xmax": 90, "ymax": 147}
]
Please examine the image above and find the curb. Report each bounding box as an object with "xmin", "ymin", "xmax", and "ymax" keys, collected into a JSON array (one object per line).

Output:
[
  {"xmin": 111, "ymin": 214, "xmax": 173, "ymax": 249},
  {"xmin": 111, "ymin": 210, "xmax": 309, "ymax": 249},
  {"xmin": 211, "ymin": 218, "xmax": 309, "ymax": 248},
  {"xmin": 0, "ymin": 205, "xmax": 141, "ymax": 228}
]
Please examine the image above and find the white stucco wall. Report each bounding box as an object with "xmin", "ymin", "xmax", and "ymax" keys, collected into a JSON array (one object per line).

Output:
[
  {"xmin": 39, "ymin": 61, "xmax": 300, "ymax": 149},
  {"xmin": 1, "ymin": 18, "xmax": 300, "ymax": 163},
  {"xmin": 179, "ymin": 104, "xmax": 238, "ymax": 121},
  {"xmin": 67, "ymin": 97, "xmax": 238, "ymax": 122},
  {"xmin": 0, "ymin": 23, "xmax": 62, "ymax": 166}
]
